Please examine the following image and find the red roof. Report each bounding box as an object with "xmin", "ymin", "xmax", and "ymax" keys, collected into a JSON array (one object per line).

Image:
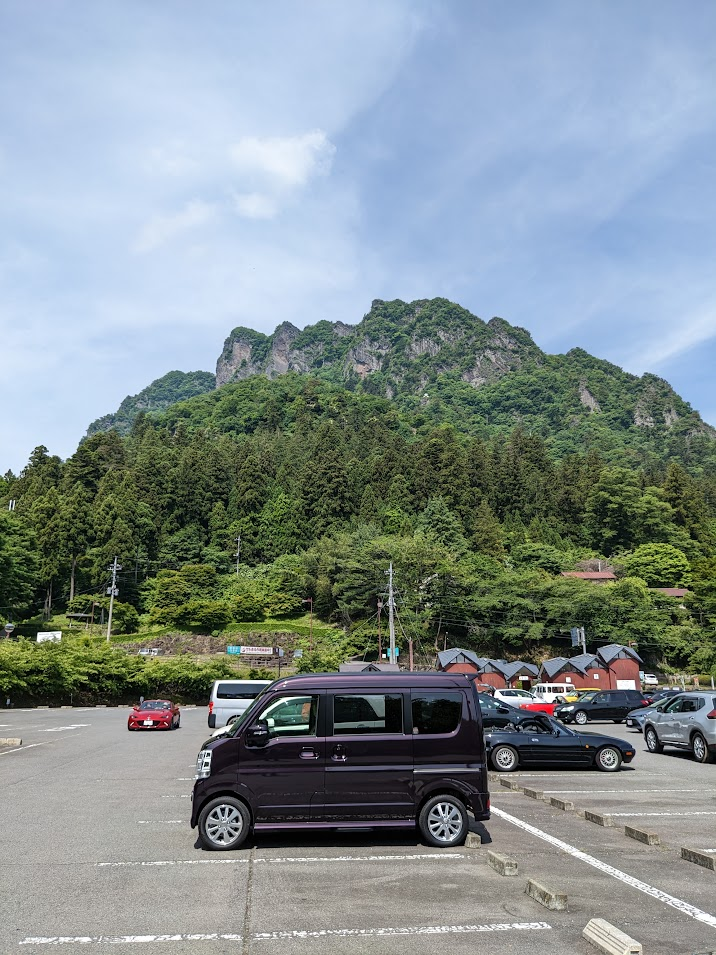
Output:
[{"xmin": 561, "ymin": 571, "xmax": 616, "ymax": 580}]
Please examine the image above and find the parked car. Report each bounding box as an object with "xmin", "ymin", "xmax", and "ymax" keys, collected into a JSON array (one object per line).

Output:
[
  {"xmin": 493, "ymin": 688, "xmax": 560, "ymax": 715},
  {"xmin": 476, "ymin": 692, "xmax": 522, "ymax": 729},
  {"xmin": 207, "ymin": 679, "xmax": 272, "ymax": 728},
  {"xmin": 646, "ymin": 688, "xmax": 682, "ymax": 704},
  {"xmin": 562, "ymin": 688, "xmax": 594, "ymax": 704},
  {"xmin": 485, "ymin": 712, "xmax": 635, "ymax": 772},
  {"xmin": 554, "ymin": 689, "xmax": 650, "ymax": 725},
  {"xmin": 643, "ymin": 692, "xmax": 716, "ymax": 763},
  {"xmin": 192, "ymin": 672, "xmax": 491, "ymax": 851},
  {"xmin": 531, "ymin": 682, "xmax": 575, "ymax": 703},
  {"xmin": 493, "ymin": 688, "xmax": 539, "ymax": 705},
  {"xmin": 642, "ymin": 673, "xmax": 659, "ymax": 687},
  {"xmin": 626, "ymin": 695, "xmax": 672, "ymax": 732},
  {"xmin": 128, "ymin": 699, "xmax": 180, "ymax": 731}
]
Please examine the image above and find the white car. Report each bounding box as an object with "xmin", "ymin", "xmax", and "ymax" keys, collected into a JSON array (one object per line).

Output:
[{"xmin": 493, "ymin": 688, "xmax": 539, "ymax": 705}]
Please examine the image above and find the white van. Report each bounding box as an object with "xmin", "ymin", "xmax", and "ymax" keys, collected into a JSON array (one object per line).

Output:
[
  {"xmin": 531, "ymin": 682, "xmax": 575, "ymax": 703},
  {"xmin": 207, "ymin": 679, "xmax": 272, "ymax": 728}
]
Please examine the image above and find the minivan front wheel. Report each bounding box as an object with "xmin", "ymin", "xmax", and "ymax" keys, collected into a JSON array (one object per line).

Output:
[
  {"xmin": 418, "ymin": 795, "xmax": 468, "ymax": 848},
  {"xmin": 573, "ymin": 710, "xmax": 588, "ymax": 725},
  {"xmin": 198, "ymin": 797, "xmax": 250, "ymax": 851}
]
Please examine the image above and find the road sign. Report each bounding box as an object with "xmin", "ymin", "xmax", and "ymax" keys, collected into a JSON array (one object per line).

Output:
[{"xmin": 4, "ymin": 623, "xmax": 15, "ymax": 636}]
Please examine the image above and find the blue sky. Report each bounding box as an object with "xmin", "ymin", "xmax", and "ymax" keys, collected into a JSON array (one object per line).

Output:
[{"xmin": 2, "ymin": 0, "xmax": 715, "ymax": 474}]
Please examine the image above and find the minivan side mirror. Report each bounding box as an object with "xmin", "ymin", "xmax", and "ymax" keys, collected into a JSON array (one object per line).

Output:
[{"xmin": 246, "ymin": 721, "xmax": 270, "ymax": 747}]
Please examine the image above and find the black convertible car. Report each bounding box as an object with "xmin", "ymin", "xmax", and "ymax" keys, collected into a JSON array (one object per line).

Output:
[{"xmin": 485, "ymin": 712, "xmax": 636, "ymax": 772}]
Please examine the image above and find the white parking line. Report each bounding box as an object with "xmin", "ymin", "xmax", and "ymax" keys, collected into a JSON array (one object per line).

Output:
[
  {"xmin": 612, "ymin": 812, "xmax": 716, "ymax": 817},
  {"xmin": 161, "ymin": 794, "xmax": 190, "ymax": 798},
  {"xmin": 0, "ymin": 742, "xmax": 49, "ymax": 756},
  {"xmin": 543, "ymin": 788, "xmax": 714, "ymax": 794},
  {"xmin": 19, "ymin": 922, "xmax": 553, "ymax": 945},
  {"xmin": 42, "ymin": 724, "xmax": 90, "ymax": 732},
  {"xmin": 492, "ymin": 806, "xmax": 716, "ymax": 928},
  {"xmin": 137, "ymin": 821, "xmax": 184, "ymax": 825},
  {"xmin": 96, "ymin": 853, "xmax": 465, "ymax": 868}
]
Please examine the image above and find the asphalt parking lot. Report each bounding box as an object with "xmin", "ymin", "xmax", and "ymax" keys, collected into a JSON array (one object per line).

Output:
[{"xmin": 1, "ymin": 708, "xmax": 715, "ymax": 954}]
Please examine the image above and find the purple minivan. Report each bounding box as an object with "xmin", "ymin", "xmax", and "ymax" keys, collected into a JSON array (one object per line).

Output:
[{"xmin": 191, "ymin": 672, "xmax": 490, "ymax": 851}]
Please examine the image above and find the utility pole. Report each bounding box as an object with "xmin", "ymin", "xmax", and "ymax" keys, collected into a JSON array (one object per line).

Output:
[
  {"xmin": 386, "ymin": 563, "xmax": 396, "ymax": 665},
  {"xmin": 234, "ymin": 535, "xmax": 241, "ymax": 576},
  {"xmin": 106, "ymin": 557, "xmax": 121, "ymax": 642}
]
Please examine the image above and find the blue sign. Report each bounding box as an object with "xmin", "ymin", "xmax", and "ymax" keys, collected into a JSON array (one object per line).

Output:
[{"xmin": 227, "ymin": 646, "xmax": 242, "ymax": 655}]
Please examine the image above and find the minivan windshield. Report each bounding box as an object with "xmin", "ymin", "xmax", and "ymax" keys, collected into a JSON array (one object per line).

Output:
[
  {"xmin": 574, "ymin": 691, "xmax": 597, "ymax": 702},
  {"xmin": 225, "ymin": 685, "xmax": 274, "ymax": 736}
]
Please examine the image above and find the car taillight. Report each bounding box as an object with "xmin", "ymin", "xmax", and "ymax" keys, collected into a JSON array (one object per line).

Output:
[
  {"xmin": 707, "ymin": 709, "xmax": 716, "ymax": 720},
  {"xmin": 208, "ymin": 701, "xmax": 214, "ymax": 714}
]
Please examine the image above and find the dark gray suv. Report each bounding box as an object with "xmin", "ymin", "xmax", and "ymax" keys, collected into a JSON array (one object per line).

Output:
[
  {"xmin": 555, "ymin": 689, "xmax": 650, "ymax": 725},
  {"xmin": 644, "ymin": 692, "xmax": 716, "ymax": 763}
]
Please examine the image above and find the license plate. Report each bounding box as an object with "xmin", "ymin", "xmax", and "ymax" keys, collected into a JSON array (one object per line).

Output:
[{"xmin": 143, "ymin": 720, "xmax": 153, "ymax": 725}]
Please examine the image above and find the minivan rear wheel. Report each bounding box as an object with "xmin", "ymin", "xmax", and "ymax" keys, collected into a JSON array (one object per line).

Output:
[
  {"xmin": 198, "ymin": 797, "xmax": 250, "ymax": 851},
  {"xmin": 418, "ymin": 795, "xmax": 468, "ymax": 848}
]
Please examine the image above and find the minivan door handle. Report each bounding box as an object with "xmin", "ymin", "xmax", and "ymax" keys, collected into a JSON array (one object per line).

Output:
[
  {"xmin": 331, "ymin": 744, "xmax": 347, "ymax": 762},
  {"xmin": 299, "ymin": 747, "xmax": 319, "ymax": 759}
]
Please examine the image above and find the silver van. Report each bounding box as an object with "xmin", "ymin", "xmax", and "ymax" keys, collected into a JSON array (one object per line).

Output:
[{"xmin": 207, "ymin": 679, "xmax": 272, "ymax": 729}]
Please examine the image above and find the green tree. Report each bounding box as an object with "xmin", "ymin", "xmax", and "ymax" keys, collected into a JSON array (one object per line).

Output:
[{"xmin": 619, "ymin": 544, "xmax": 691, "ymax": 588}]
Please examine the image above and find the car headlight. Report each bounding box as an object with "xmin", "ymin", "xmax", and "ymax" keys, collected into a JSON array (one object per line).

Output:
[
  {"xmin": 561, "ymin": 705, "xmax": 574, "ymax": 711},
  {"xmin": 196, "ymin": 749, "xmax": 212, "ymax": 779}
]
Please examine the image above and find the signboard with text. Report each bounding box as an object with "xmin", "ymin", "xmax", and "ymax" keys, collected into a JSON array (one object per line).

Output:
[
  {"xmin": 37, "ymin": 631, "xmax": 62, "ymax": 644},
  {"xmin": 226, "ymin": 645, "xmax": 273, "ymax": 656}
]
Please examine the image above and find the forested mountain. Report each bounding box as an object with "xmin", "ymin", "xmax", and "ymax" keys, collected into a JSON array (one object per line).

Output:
[
  {"xmin": 92, "ymin": 299, "xmax": 716, "ymax": 468},
  {"xmin": 86, "ymin": 370, "xmax": 215, "ymax": 438},
  {"xmin": 2, "ymin": 298, "xmax": 716, "ymax": 677}
]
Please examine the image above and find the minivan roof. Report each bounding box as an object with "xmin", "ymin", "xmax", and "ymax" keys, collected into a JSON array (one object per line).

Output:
[{"xmin": 268, "ymin": 672, "xmax": 474, "ymax": 692}]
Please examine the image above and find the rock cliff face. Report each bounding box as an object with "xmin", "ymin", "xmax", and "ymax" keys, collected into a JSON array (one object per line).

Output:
[{"xmin": 216, "ymin": 298, "xmax": 542, "ymax": 394}]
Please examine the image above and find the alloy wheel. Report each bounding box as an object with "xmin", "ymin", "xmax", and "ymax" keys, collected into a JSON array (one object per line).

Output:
[
  {"xmin": 427, "ymin": 801, "xmax": 464, "ymax": 844},
  {"xmin": 205, "ymin": 804, "xmax": 245, "ymax": 847}
]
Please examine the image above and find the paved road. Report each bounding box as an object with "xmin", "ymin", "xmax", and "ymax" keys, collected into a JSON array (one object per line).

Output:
[{"xmin": 1, "ymin": 707, "xmax": 715, "ymax": 954}]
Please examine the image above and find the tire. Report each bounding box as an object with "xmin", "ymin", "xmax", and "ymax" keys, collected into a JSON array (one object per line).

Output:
[
  {"xmin": 418, "ymin": 794, "xmax": 468, "ymax": 848},
  {"xmin": 198, "ymin": 797, "xmax": 251, "ymax": 851},
  {"xmin": 595, "ymin": 746, "xmax": 622, "ymax": 772},
  {"xmin": 691, "ymin": 732, "xmax": 712, "ymax": 764},
  {"xmin": 645, "ymin": 726, "xmax": 663, "ymax": 754},
  {"xmin": 208, "ymin": 714, "xmax": 216, "ymax": 729},
  {"xmin": 491, "ymin": 745, "xmax": 519, "ymax": 772},
  {"xmin": 574, "ymin": 710, "xmax": 588, "ymax": 725}
]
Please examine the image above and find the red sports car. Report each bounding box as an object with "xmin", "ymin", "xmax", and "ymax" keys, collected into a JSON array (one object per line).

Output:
[{"xmin": 127, "ymin": 699, "xmax": 181, "ymax": 731}]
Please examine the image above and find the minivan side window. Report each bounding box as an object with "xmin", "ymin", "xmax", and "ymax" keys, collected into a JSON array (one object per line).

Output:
[
  {"xmin": 332, "ymin": 694, "xmax": 403, "ymax": 735},
  {"xmin": 256, "ymin": 695, "xmax": 319, "ymax": 738},
  {"xmin": 412, "ymin": 692, "xmax": 463, "ymax": 735}
]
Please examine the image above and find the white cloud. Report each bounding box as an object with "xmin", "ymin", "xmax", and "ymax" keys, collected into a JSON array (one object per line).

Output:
[
  {"xmin": 132, "ymin": 200, "xmax": 216, "ymax": 254},
  {"xmin": 232, "ymin": 191, "xmax": 278, "ymax": 220},
  {"xmin": 229, "ymin": 130, "xmax": 335, "ymax": 189}
]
